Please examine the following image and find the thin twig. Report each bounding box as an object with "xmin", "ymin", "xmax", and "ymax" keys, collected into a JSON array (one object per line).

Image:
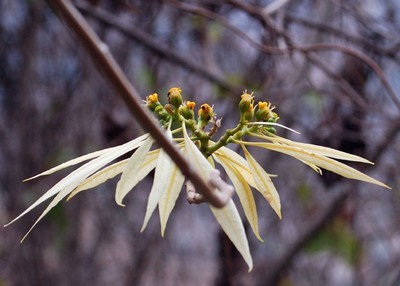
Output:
[
  {"xmin": 285, "ymin": 13, "xmax": 399, "ymax": 58},
  {"xmin": 257, "ymin": 189, "xmax": 348, "ymax": 286},
  {"xmin": 306, "ymin": 53, "xmax": 368, "ymax": 108},
  {"xmin": 226, "ymin": 0, "xmax": 400, "ymax": 111},
  {"xmin": 75, "ymin": 2, "xmax": 241, "ymax": 93},
  {"xmin": 46, "ymin": 0, "xmax": 231, "ymax": 208}
]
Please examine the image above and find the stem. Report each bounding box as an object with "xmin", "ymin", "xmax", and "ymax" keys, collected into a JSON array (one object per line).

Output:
[{"xmin": 205, "ymin": 114, "xmax": 247, "ymax": 157}]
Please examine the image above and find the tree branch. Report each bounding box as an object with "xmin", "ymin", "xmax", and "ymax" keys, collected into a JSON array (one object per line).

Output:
[
  {"xmin": 75, "ymin": 2, "xmax": 241, "ymax": 93},
  {"xmin": 46, "ymin": 0, "xmax": 231, "ymax": 208},
  {"xmin": 226, "ymin": 0, "xmax": 400, "ymax": 111},
  {"xmin": 257, "ymin": 189, "xmax": 348, "ymax": 286}
]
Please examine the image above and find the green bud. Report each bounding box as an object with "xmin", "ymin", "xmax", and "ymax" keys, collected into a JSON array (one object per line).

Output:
[
  {"xmin": 239, "ymin": 91, "xmax": 254, "ymax": 113},
  {"xmin": 168, "ymin": 87, "xmax": 183, "ymax": 108},
  {"xmin": 255, "ymin": 108, "xmax": 268, "ymax": 121},
  {"xmin": 179, "ymin": 101, "xmax": 196, "ymax": 120}
]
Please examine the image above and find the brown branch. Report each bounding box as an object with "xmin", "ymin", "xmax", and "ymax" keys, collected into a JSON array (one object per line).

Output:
[
  {"xmin": 227, "ymin": 0, "xmax": 294, "ymax": 48},
  {"xmin": 371, "ymin": 118, "xmax": 400, "ymax": 163},
  {"xmin": 225, "ymin": 0, "xmax": 400, "ymax": 111},
  {"xmin": 75, "ymin": 2, "xmax": 241, "ymax": 93},
  {"xmin": 257, "ymin": 189, "xmax": 349, "ymax": 286},
  {"xmin": 306, "ymin": 53, "xmax": 369, "ymax": 109},
  {"xmin": 164, "ymin": 0, "xmax": 284, "ymax": 54},
  {"xmin": 298, "ymin": 44, "xmax": 400, "ymax": 111},
  {"xmin": 172, "ymin": 0, "xmax": 400, "ymax": 111},
  {"xmin": 285, "ymin": 13, "xmax": 399, "ymax": 59},
  {"xmin": 46, "ymin": 0, "xmax": 231, "ymax": 208}
]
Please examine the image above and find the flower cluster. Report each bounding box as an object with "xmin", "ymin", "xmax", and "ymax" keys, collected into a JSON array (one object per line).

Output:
[{"xmin": 6, "ymin": 87, "xmax": 390, "ymax": 271}]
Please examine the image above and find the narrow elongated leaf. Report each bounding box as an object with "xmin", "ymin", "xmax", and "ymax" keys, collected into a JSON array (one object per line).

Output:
[
  {"xmin": 215, "ymin": 147, "xmax": 256, "ymax": 188},
  {"xmin": 242, "ymin": 141, "xmax": 390, "ymax": 189},
  {"xmin": 24, "ymin": 134, "xmax": 148, "ymax": 181},
  {"xmin": 210, "ymin": 201, "xmax": 253, "ymax": 271},
  {"xmin": 242, "ymin": 145, "xmax": 282, "ymax": 219},
  {"xmin": 67, "ymin": 149, "xmax": 160, "ymax": 200},
  {"xmin": 298, "ymin": 159, "xmax": 323, "ymax": 175},
  {"xmin": 68, "ymin": 159, "xmax": 128, "ymax": 200},
  {"xmin": 183, "ymin": 124, "xmax": 212, "ymax": 180},
  {"xmin": 116, "ymin": 136, "xmax": 154, "ymax": 206},
  {"xmin": 246, "ymin": 121, "xmax": 300, "ymax": 134},
  {"xmin": 5, "ymin": 134, "xmax": 149, "ymax": 241},
  {"xmin": 214, "ymin": 155, "xmax": 262, "ymax": 241},
  {"xmin": 158, "ymin": 148, "xmax": 185, "ymax": 236},
  {"xmin": 141, "ymin": 128, "xmax": 174, "ymax": 232},
  {"xmin": 183, "ymin": 124, "xmax": 253, "ymax": 270},
  {"xmin": 259, "ymin": 134, "xmax": 373, "ymax": 164}
]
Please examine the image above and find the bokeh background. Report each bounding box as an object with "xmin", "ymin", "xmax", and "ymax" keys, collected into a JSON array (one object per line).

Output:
[{"xmin": 1, "ymin": 0, "xmax": 400, "ymax": 285}]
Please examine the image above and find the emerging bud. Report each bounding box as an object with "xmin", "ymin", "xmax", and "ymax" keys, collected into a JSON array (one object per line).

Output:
[
  {"xmin": 179, "ymin": 101, "xmax": 196, "ymax": 120},
  {"xmin": 167, "ymin": 87, "xmax": 183, "ymax": 108},
  {"xmin": 198, "ymin": 103, "xmax": 214, "ymax": 122},
  {"xmin": 145, "ymin": 93, "xmax": 161, "ymax": 111},
  {"xmin": 256, "ymin": 101, "xmax": 279, "ymax": 122},
  {"xmin": 186, "ymin": 101, "xmax": 196, "ymax": 110},
  {"xmin": 239, "ymin": 91, "xmax": 254, "ymax": 113}
]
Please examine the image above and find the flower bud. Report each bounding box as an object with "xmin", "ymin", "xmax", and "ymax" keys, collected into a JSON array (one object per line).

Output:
[
  {"xmin": 145, "ymin": 93, "xmax": 161, "ymax": 111},
  {"xmin": 256, "ymin": 101, "xmax": 279, "ymax": 122},
  {"xmin": 239, "ymin": 91, "xmax": 254, "ymax": 113},
  {"xmin": 179, "ymin": 101, "xmax": 196, "ymax": 120},
  {"xmin": 198, "ymin": 103, "xmax": 214, "ymax": 122},
  {"xmin": 154, "ymin": 104, "xmax": 170, "ymax": 121},
  {"xmin": 167, "ymin": 87, "xmax": 183, "ymax": 108}
]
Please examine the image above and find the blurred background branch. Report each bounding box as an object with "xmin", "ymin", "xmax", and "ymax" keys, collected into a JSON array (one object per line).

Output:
[{"xmin": 1, "ymin": 0, "xmax": 399, "ymax": 285}]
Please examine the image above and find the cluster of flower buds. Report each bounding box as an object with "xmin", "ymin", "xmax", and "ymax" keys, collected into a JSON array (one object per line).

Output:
[
  {"xmin": 145, "ymin": 87, "xmax": 217, "ymax": 131},
  {"xmin": 239, "ymin": 90, "xmax": 279, "ymax": 133}
]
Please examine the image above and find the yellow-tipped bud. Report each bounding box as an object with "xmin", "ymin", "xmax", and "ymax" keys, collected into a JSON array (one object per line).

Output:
[
  {"xmin": 186, "ymin": 101, "xmax": 196, "ymax": 110},
  {"xmin": 198, "ymin": 103, "xmax": 214, "ymax": 122},
  {"xmin": 148, "ymin": 93, "xmax": 159, "ymax": 103},
  {"xmin": 256, "ymin": 101, "xmax": 279, "ymax": 122},
  {"xmin": 167, "ymin": 87, "xmax": 183, "ymax": 108},
  {"xmin": 179, "ymin": 101, "xmax": 196, "ymax": 119},
  {"xmin": 145, "ymin": 93, "xmax": 161, "ymax": 111},
  {"xmin": 258, "ymin": 101, "xmax": 269, "ymax": 110},
  {"xmin": 239, "ymin": 90, "xmax": 254, "ymax": 113}
]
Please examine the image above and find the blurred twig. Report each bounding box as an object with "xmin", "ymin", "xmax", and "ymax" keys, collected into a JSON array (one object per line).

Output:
[
  {"xmin": 46, "ymin": 0, "xmax": 231, "ymax": 208},
  {"xmin": 169, "ymin": 0, "xmax": 400, "ymax": 111},
  {"xmin": 75, "ymin": 2, "xmax": 241, "ymax": 93},
  {"xmin": 225, "ymin": 0, "xmax": 400, "ymax": 111},
  {"xmin": 257, "ymin": 189, "xmax": 349, "ymax": 286},
  {"xmin": 285, "ymin": 13, "xmax": 400, "ymax": 58}
]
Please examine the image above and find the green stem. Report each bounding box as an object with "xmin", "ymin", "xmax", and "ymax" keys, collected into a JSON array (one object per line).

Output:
[{"xmin": 204, "ymin": 113, "xmax": 247, "ymax": 157}]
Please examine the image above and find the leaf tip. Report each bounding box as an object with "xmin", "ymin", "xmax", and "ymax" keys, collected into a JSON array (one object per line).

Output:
[
  {"xmin": 115, "ymin": 194, "xmax": 126, "ymax": 207},
  {"xmin": 116, "ymin": 201, "xmax": 126, "ymax": 207},
  {"xmin": 247, "ymin": 261, "xmax": 253, "ymax": 272},
  {"xmin": 383, "ymin": 184, "xmax": 392, "ymax": 190},
  {"xmin": 277, "ymin": 210, "xmax": 282, "ymax": 220},
  {"xmin": 66, "ymin": 193, "xmax": 75, "ymax": 202}
]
